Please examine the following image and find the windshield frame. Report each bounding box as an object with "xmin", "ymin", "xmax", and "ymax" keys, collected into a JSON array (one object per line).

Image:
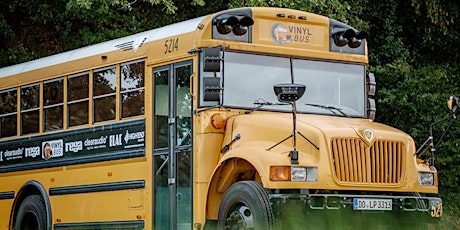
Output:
[{"xmin": 198, "ymin": 51, "xmax": 368, "ymax": 118}]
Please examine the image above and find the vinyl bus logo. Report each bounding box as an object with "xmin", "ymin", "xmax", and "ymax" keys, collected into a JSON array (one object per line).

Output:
[
  {"xmin": 42, "ymin": 140, "xmax": 64, "ymax": 160},
  {"xmin": 271, "ymin": 23, "xmax": 313, "ymax": 45},
  {"xmin": 271, "ymin": 23, "xmax": 291, "ymax": 44}
]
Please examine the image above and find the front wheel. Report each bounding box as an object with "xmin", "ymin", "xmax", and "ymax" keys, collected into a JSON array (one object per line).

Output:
[
  {"xmin": 217, "ymin": 181, "xmax": 276, "ymax": 230},
  {"xmin": 14, "ymin": 195, "xmax": 47, "ymax": 230}
]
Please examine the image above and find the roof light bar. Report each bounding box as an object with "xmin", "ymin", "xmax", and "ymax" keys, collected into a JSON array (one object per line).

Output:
[{"xmin": 215, "ymin": 16, "xmax": 254, "ymax": 36}]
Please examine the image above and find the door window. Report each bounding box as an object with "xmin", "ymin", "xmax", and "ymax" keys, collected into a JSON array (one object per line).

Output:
[{"xmin": 153, "ymin": 61, "xmax": 192, "ymax": 230}]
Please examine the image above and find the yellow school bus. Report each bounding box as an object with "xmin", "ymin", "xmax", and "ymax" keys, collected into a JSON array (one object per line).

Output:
[{"xmin": 0, "ymin": 7, "xmax": 448, "ymax": 230}]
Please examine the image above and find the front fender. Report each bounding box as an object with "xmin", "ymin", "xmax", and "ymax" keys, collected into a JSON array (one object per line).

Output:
[{"xmin": 205, "ymin": 144, "xmax": 290, "ymax": 220}]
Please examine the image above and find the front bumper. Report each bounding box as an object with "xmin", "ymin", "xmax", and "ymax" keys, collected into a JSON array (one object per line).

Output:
[{"xmin": 270, "ymin": 193, "xmax": 442, "ymax": 230}]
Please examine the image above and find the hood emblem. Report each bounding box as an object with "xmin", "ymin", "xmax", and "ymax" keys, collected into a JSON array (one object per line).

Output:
[
  {"xmin": 353, "ymin": 128, "xmax": 376, "ymax": 146},
  {"xmin": 363, "ymin": 129, "xmax": 375, "ymax": 143}
]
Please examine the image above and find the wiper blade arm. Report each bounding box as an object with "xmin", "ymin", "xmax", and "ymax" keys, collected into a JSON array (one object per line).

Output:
[
  {"xmin": 305, "ymin": 103, "xmax": 351, "ymax": 118},
  {"xmin": 246, "ymin": 99, "xmax": 288, "ymax": 114}
]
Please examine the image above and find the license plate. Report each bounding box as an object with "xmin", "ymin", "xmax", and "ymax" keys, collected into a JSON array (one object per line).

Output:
[{"xmin": 353, "ymin": 198, "xmax": 392, "ymax": 210}]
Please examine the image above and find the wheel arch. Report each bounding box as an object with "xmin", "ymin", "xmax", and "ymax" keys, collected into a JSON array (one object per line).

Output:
[
  {"xmin": 206, "ymin": 154, "xmax": 267, "ymax": 221},
  {"xmin": 9, "ymin": 180, "xmax": 52, "ymax": 230}
]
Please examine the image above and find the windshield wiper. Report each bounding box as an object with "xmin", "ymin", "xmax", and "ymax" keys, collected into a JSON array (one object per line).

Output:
[
  {"xmin": 305, "ymin": 103, "xmax": 351, "ymax": 118},
  {"xmin": 246, "ymin": 99, "xmax": 287, "ymax": 114}
]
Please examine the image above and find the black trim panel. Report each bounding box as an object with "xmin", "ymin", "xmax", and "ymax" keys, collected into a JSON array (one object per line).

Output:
[
  {"xmin": 0, "ymin": 119, "xmax": 145, "ymax": 173},
  {"xmin": 49, "ymin": 180, "xmax": 145, "ymax": 196},
  {"xmin": 54, "ymin": 220, "xmax": 144, "ymax": 229},
  {"xmin": 0, "ymin": 149, "xmax": 144, "ymax": 173},
  {"xmin": 0, "ymin": 191, "xmax": 14, "ymax": 200}
]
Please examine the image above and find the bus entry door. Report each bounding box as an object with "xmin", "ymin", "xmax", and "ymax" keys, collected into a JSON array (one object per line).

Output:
[{"xmin": 153, "ymin": 60, "xmax": 193, "ymax": 230}]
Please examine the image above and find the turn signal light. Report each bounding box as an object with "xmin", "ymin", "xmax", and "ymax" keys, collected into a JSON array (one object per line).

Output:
[{"xmin": 270, "ymin": 166, "xmax": 291, "ymax": 181}]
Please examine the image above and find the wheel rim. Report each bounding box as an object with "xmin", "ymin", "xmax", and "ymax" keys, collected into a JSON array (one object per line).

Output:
[{"xmin": 224, "ymin": 204, "xmax": 254, "ymax": 230}]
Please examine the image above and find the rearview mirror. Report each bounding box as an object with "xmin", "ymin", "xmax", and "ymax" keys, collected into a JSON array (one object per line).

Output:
[{"xmin": 447, "ymin": 95, "xmax": 458, "ymax": 112}]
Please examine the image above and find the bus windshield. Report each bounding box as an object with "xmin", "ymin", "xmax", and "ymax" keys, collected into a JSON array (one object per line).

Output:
[{"xmin": 223, "ymin": 52, "xmax": 366, "ymax": 117}]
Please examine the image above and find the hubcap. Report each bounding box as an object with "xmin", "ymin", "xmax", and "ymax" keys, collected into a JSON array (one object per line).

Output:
[{"xmin": 225, "ymin": 205, "xmax": 254, "ymax": 230}]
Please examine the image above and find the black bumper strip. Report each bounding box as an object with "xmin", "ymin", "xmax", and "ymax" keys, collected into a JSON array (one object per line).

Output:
[
  {"xmin": 0, "ymin": 191, "xmax": 14, "ymax": 200},
  {"xmin": 49, "ymin": 180, "xmax": 145, "ymax": 196},
  {"xmin": 54, "ymin": 220, "xmax": 144, "ymax": 229}
]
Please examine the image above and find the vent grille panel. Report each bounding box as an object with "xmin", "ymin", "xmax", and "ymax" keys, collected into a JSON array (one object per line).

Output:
[{"xmin": 331, "ymin": 138, "xmax": 404, "ymax": 184}]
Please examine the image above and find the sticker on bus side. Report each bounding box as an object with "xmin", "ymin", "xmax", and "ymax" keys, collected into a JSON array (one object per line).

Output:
[
  {"xmin": 0, "ymin": 120, "xmax": 145, "ymax": 172},
  {"xmin": 42, "ymin": 140, "xmax": 64, "ymax": 160}
]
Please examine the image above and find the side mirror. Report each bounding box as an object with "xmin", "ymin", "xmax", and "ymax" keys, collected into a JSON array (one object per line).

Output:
[
  {"xmin": 447, "ymin": 95, "xmax": 459, "ymax": 112},
  {"xmin": 203, "ymin": 77, "xmax": 221, "ymax": 101},
  {"xmin": 203, "ymin": 47, "xmax": 222, "ymax": 72},
  {"xmin": 367, "ymin": 72, "xmax": 376, "ymax": 96}
]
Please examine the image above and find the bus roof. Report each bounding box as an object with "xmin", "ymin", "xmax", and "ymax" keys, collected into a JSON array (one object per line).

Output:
[{"xmin": 0, "ymin": 16, "xmax": 207, "ymax": 79}]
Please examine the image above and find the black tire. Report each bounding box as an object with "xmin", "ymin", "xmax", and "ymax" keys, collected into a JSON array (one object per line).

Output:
[
  {"xmin": 217, "ymin": 181, "xmax": 276, "ymax": 230},
  {"xmin": 14, "ymin": 195, "xmax": 47, "ymax": 230}
]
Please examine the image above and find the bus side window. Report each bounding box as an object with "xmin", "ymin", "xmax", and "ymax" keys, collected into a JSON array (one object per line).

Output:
[
  {"xmin": 0, "ymin": 88, "xmax": 18, "ymax": 138},
  {"xmin": 121, "ymin": 60, "xmax": 145, "ymax": 119},
  {"xmin": 93, "ymin": 66, "xmax": 116, "ymax": 123},
  {"xmin": 44, "ymin": 78, "xmax": 64, "ymax": 131},
  {"xmin": 21, "ymin": 84, "xmax": 40, "ymax": 135},
  {"xmin": 68, "ymin": 73, "xmax": 89, "ymax": 127}
]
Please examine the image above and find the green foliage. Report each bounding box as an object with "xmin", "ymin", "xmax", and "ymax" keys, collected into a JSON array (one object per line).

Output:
[
  {"xmin": 65, "ymin": 0, "xmax": 206, "ymax": 14},
  {"xmin": 228, "ymin": 0, "xmax": 369, "ymax": 31},
  {"xmin": 0, "ymin": 0, "xmax": 228, "ymax": 67},
  {"xmin": 373, "ymin": 51, "xmax": 460, "ymax": 230}
]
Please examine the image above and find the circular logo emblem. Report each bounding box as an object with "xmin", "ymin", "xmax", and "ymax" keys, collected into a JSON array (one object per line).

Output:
[{"xmin": 271, "ymin": 23, "xmax": 291, "ymax": 44}]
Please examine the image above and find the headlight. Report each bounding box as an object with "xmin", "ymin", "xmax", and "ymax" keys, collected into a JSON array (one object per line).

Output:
[
  {"xmin": 418, "ymin": 172, "xmax": 435, "ymax": 186},
  {"xmin": 291, "ymin": 167, "xmax": 307, "ymax": 181},
  {"xmin": 270, "ymin": 166, "xmax": 317, "ymax": 182}
]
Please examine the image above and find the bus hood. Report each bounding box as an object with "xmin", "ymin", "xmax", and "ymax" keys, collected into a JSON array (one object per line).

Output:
[
  {"xmin": 226, "ymin": 112, "xmax": 413, "ymax": 148},
  {"xmin": 223, "ymin": 112, "xmax": 415, "ymax": 167}
]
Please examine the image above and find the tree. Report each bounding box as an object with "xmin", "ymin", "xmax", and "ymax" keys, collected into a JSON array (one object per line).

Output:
[
  {"xmin": 1, "ymin": 0, "xmax": 459, "ymax": 227},
  {"xmin": 0, "ymin": 0, "xmax": 227, "ymax": 67}
]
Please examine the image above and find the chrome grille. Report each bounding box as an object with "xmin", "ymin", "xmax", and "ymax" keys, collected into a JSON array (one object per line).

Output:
[{"xmin": 331, "ymin": 138, "xmax": 404, "ymax": 184}]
